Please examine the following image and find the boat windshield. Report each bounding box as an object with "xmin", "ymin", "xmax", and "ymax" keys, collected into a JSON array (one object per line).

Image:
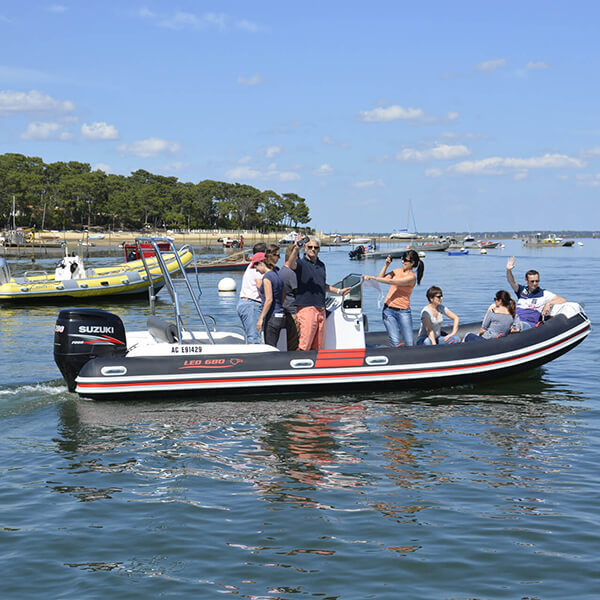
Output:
[{"xmin": 330, "ymin": 273, "xmax": 363, "ymax": 310}]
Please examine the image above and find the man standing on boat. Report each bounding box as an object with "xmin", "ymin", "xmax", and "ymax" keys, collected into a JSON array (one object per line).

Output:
[
  {"xmin": 288, "ymin": 235, "xmax": 350, "ymax": 350},
  {"xmin": 506, "ymin": 256, "xmax": 566, "ymax": 329},
  {"xmin": 237, "ymin": 242, "xmax": 267, "ymax": 343}
]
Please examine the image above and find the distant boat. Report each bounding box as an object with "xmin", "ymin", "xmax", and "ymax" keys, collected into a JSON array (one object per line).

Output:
[
  {"xmin": 186, "ymin": 250, "xmax": 250, "ymax": 272},
  {"xmin": 279, "ymin": 232, "xmax": 298, "ymax": 245},
  {"xmin": 448, "ymin": 249, "xmax": 469, "ymax": 256},
  {"xmin": 389, "ymin": 229, "xmax": 420, "ymax": 240},
  {"xmin": 463, "ymin": 234, "xmax": 475, "ymax": 242},
  {"xmin": 408, "ymin": 239, "xmax": 451, "ymax": 252},
  {"xmin": 349, "ymin": 246, "xmax": 408, "ymax": 260},
  {"xmin": 469, "ymin": 240, "xmax": 500, "ymax": 249},
  {"xmin": 389, "ymin": 199, "xmax": 420, "ymax": 240},
  {"xmin": 522, "ymin": 233, "xmax": 575, "ymax": 247}
]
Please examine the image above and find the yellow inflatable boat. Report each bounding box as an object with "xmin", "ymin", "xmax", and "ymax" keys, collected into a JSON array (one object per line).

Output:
[{"xmin": 0, "ymin": 244, "xmax": 194, "ymax": 303}]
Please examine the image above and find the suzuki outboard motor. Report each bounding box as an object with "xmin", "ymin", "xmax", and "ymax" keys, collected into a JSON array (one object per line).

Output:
[{"xmin": 54, "ymin": 308, "xmax": 127, "ymax": 392}]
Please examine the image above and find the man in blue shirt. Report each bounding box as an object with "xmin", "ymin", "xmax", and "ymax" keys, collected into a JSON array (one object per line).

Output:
[
  {"xmin": 506, "ymin": 256, "xmax": 566, "ymax": 329},
  {"xmin": 288, "ymin": 236, "xmax": 350, "ymax": 350}
]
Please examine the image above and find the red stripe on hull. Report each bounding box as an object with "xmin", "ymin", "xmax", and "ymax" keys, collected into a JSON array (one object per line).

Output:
[{"xmin": 315, "ymin": 359, "xmax": 365, "ymax": 368}]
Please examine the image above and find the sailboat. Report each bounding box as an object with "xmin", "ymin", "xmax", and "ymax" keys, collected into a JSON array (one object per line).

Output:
[{"xmin": 389, "ymin": 200, "xmax": 420, "ymax": 240}]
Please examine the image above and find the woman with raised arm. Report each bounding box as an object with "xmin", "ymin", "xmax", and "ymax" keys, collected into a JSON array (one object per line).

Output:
[{"xmin": 363, "ymin": 249, "xmax": 424, "ymax": 347}]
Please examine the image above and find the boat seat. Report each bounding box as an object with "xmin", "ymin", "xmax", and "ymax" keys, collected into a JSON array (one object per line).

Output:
[{"xmin": 147, "ymin": 316, "xmax": 178, "ymax": 344}]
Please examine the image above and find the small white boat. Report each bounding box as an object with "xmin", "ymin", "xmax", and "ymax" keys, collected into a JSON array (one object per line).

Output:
[
  {"xmin": 278, "ymin": 232, "xmax": 298, "ymax": 245},
  {"xmin": 389, "ymin": 230, "xmax": 420, "ymax": 240}
]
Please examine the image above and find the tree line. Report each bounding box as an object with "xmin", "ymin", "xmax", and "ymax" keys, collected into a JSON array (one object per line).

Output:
[{"xmin": 0, "ymin": 153, "xmax": 311, "ymax": 232}]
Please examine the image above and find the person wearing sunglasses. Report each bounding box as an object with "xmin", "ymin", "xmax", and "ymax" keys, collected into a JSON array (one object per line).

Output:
[
  {"xmin": 464, "ymin": 290, "xmax": 521, "ymax": 342},
  {"xmin": 287, "ymin": 235, "xmax": 351, "ymax": 350},
  {"xmin": 506, "ymin": 256, "xmax": 565, "ymax": 329},
  {"xmin": 363, "ymin": 249, "xmax": 424, "ymax": 346},
  {"xmin": 415, "ymin": 286, "xmax": 461, "ymax": 345}
]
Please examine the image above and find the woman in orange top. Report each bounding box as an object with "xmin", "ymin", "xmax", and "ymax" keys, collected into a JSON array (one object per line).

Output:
[{"xmin": 363, "ymin": 249, "xmax": 424, "ymax": 346}]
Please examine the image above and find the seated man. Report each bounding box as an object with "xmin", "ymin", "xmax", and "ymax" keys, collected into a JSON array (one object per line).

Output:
[{"xmin": 506, "ymin": 256, "xmax": 566, "ymax": 329}]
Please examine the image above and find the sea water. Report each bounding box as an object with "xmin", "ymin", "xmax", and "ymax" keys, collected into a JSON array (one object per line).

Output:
[{"xmin": 1, "ymin": 239, "xmax": 599, "ymax": 599}]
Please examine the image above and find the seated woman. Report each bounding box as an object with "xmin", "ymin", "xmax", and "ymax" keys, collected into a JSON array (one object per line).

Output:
[
  {"xmin": 464, "ymin": 290, "xmax": 521, "ymax": 343},
  {"xmin": 416, "ymin": 286, "xmax": 460, "ymax": 345}
]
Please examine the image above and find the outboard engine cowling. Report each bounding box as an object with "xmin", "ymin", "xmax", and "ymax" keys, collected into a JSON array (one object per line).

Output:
[{"xmin": 54, "ymin": 308, "xmax": 127, "ymax": 392}]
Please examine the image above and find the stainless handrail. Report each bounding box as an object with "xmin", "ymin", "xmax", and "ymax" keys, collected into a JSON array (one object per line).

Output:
[{"xmin": 135, "ymin": 237, "xmax": 216, "ymax": 344}]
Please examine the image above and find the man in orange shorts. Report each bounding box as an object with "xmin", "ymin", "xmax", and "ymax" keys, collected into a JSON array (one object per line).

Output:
[{"xmin": 287, "ymin": 236, "xmax": 350, "ymax": 350}]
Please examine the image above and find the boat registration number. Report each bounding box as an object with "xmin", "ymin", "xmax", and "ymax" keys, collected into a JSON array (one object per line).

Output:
[{"xmin": 171, "ymin": 345, "xmax": 203, "ymax": 354}]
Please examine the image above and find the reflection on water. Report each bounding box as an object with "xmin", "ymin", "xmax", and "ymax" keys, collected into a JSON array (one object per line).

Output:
[
  {"xmin": 53, "ymin": 380, "xmax": 586, "ymax": 509},
  {"xmin": 0, "ymin": 377, "xmax": 595, "ymax": 598}
]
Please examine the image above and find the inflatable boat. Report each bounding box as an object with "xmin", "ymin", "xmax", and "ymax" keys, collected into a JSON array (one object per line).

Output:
[
  {"xmin": 53, "ymin": 240, "xmax": 591, "ymax": 401},
  {"xmin": 0, "ymin": 242, "xmax": 193, "ymax": 303}
]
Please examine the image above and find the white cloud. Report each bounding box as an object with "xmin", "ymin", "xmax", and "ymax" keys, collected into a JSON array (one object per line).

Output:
[
  {"xmin": 265, "ymin": 145, "xmax": 281, "ymax": 158},
  {"xmin": 20, "ymin": 121, "xmax": 72, "ymax": 140},
  {"xmin": 322, "ymin": 135, "xmax": 350, "ymax": 148},
  {"xmin": 278, "ymin": 171, "xmax": 300, "ymax": 181},
  {"xmin": 447, "ymin": 111, "xmax": 459, "ymax": 121},
  {"xmin": 93, "ymin": 163, "xmax": 112, "ymax": 173},
  {"xmin": 397, "ymin": 144, "xmax": 470, "ymax": 161},
  {"xmin": 238, "ymin": 155, "xmax": 252, "ymax": 164},
  {"xmin": 425, "ymin": 168, "xmax": 443, "ymax": 178},
  {"xmin": 315, "ymin": 164, "xmax": 333, "ymax": 176},
  {"xmin": 140, "ymin": 9, "xmax": 263, "ymax": 33},
  {"xmin": 81, "ymin": 121, "xmax": 119, "ymax": 140},
  {"xmin": 353, "ymin": 179, "xmax": 384, "ymax": 188},
  {"xmin": 575, "ymin": 173, "xmax": 600, "ymax": 187},
  {"xmin": 0, "ymin": 90, "xmax": 74, "ymax": 114},
  {"xmin": 139, "ymin": 8, "xmax": 155, "ymax": 19},
  {"xmin": 159, "ymin": 11, "xmax": 226, "ymax": 30},
  {"xmin": 359, "ymin": 104, "xmax": 425, "ymax": 123},
  {"xmin": 235, "ymin": 19, "xmax": 263, "ymax": 32},
  {"xmin": 117, "ymin": 137, "xmax": 182, "ymax": 157},
  {"xmin": 227, "ymin": 165, "xmax": 262, "ymax": 179},
  {"xmin": 448, "ymin": 153, "xmax": 586, "ymax": 175},
  {"xmin": 237, "ymin": 73, "xmax": 263, "ymax": 86},
  {"xmin": 474, "ymin": 59, "xmax": 507, "ymax": 73},
  {"xmin": 226, "ymin": 163, "xmax": 300, "ymax": 182},
  {"xmin": 47, "ymin": 4, "xmax": 66, "ymax": 12},
  {"xmin": 582, "ymin": 147, "xmax": 600, "ymax": 158},
  {"xmin": 525, "ymin": 61, "xmax": 550, "ymax": 70}
]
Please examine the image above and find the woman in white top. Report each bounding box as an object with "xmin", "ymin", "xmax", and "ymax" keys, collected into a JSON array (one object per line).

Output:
[{"xmin": 416, "ymin": 286, "xmax": 461, "ymax": 345}]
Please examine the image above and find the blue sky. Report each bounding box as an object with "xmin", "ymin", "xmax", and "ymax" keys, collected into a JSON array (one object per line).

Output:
[{"xmin": 1, "ymin": 1, "xmax": 599, "ymax": 233}]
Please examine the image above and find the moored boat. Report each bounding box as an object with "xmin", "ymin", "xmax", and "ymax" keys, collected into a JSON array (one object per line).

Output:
[
  {"xmin": 53, "ymin": 239, "xmax": 591, "ymax": 400},
  {"xmin": 185, "ymin": 250, "xmax": 250, "ymax": 272},
  {"xmin": 522, "ymin": 233, "xmax": 575, "ymax": 247},
  {"xmin": 0, "ymin": 241, "xmax": 193, "ymax": 303},
  {"xmin": 469, "ymin": 240, "xmax": 500, "ymax": 249},
  {"xmin": 408, "ymin": 239, "xmax": 451, "ymax": 252}
]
